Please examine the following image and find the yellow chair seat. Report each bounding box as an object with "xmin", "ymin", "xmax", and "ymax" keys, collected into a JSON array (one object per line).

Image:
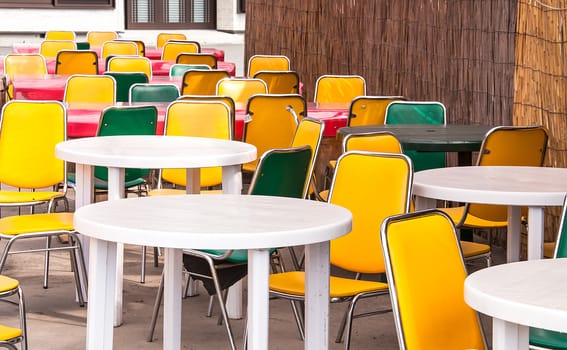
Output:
[
  {"xmin": 460, "ymin": 241, "xmax": 491, "ymax": 258},
  {"xmin": 0, "ymin": 212, "xmax": 73, "ymax": 235},
  {"xmin": 317, "ymin": 190, "xmax": 329, "ymax": 202},
  {"xmin": 0, "ymin": 191, "xmax": 63, "ymax": 203},
  {"xmin": 0, "ymin": 324, "xmax": 22, "ymax": 341},
  {"xmin": 0, "ymin": 275, "xmax": 19, "ymax": 293},
  {"xmin": 269, "ymin": 271, "xmax": 388, "ymax": 299},
  {"xmin": 441, "ymin": 206, "xmax": 507, "ymax": 228},
  {"xmin": 148, "ymin": 188, "xmax": 222, "ymax": 196},
  {"xmin": 544, "ymin": 242, "xmax": 555, "ymax": 258}
]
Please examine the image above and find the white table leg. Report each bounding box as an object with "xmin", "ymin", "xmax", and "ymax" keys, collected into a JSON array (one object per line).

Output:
[
  {"xmin": 86, "ymin": 237, "xmax": 117, "ymax": 350},
  {"xmin": 414, "ymin": 196, "xmax": 437, "ymax": 211},
  {"xmin": 184, "ymin": 169, "xmax": 201, "ymax": 297},
  {"xmin": 223, "ymin": 164, "xmax": 244, "ymax": 319},
  {"xmin": 492, "ymin": 318, "xmax": 529, "ymax": 350},
  {"xmin": 507, "ymin": 206, "xmax": 522, "ymax": 262},
  {"xmin": 163, "ymin": 247, "xmax": 183, "ymax": 350},
  {"xmin": 304, "ymin": 242, "xmax": 330, "ymax": 349},
  {"xmin": 74, "ymin": 163, "xmax": 94, "ymax": 301},
  {"xmin": 527, "ymin": 206, "xmax": 544, "ymax": 260},
  {"xmin": 247, "ymin": 248, "xmax": 271, "ymax": 350},
  {"xmin": 107, "ymin": 167, "xmax": 126, "ymax": 327}
]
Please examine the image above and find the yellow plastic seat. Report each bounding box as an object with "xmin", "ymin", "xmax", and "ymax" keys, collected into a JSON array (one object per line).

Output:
[
  {"xmin": 242, "ymin": 94, "xmax": 302, "ymax": 173},
  {"xmin": 4, "ymin": 54, "xmax": 47, "ymax": 100},
  {"xmin": 247, "ymin": 54, "xmax": 291, "ymax": 77},
  {"xmin": 156, "ymin": 33, "xmax": 187, "ymax": 48},
  {"xmin": 0, "ymin": 101, "xmax": 87, "ymax": 304},
  {"xmin": 313, "ymin": 74, "xmax": 366, "ymax": 103},
  {"xmin": 253, "ymin": 70, "xmax": 300, "ymax": 94},
  {"xmin": 106, "ymin": 56, "xmax": 152, "ymax": 79},
  {"xmin": 63, "ymin": 74, "xmax": 116, "ymax": 107},
  {"xmin": 176, "ymin": 95, "xmax": 236, "ymax": 139},
  {"xmin": 86, "ymin": 31, "xmax": 118, "ymax": 47},
  {"xmin": 215, "ymin": 77, "xmax": 267, "ymax": 104},
  {"xmin": 347, "ymin": 95, "xmax": 406, "ymax": 126},
  {"xmin": 161, "ymin": 40, "xmax": 200, "ymax": 61},
  {"xmin": 176, "ymin": 52, "xmax": 218, "ymax": 68},
  {"xmin": 381, "ymin": 210, "xmax": 488, "ymax": 350},
  {"xmin": 270, "ymin": 151, "xmax": 413, "ymax": 349},
  {"xmin": 101, "ymin": 40, "xmax": 139, "ymax": 60},
  {"xmin": 55, "ymin": 50, "xmax": 99, "ymax": 75},
  {"xmin": 45, "ymin": 30, "xmax": 75, "ymax": 41},
  {"xmin": 114, "ymin": 39, "xmax": 146, "ymax": 56},
  {"xmin": 0, "ymin": 274, "xmax": 26, "ymax": 349},
  {"xmin": 180, "ymin": 69, "xmax": 230, "ymax": 95},
  {"xmin": 39, "ymin": 40, "xmax": 77, "ymax": 58}
]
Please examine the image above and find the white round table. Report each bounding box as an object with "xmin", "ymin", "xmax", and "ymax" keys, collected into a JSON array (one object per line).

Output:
[
  {"xmin": 465, "ymin": 258, "xmax": 567, "ymax": 350},
  {"xmin": 56, "ymin": 135, "xmax": 257, "ymax": 325},
  {"xmin": 413, "ymin": 166, "xmax": 567, "ymax": 262},
  {"xmin": 74, "ymin": 194, "xmax": 353, "ymax": 350}
]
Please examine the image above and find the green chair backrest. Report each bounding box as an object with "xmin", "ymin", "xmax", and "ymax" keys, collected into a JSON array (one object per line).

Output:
[
  {"xmin": 129, "ymin": 83, "xmax": 180, "ymax": 102},
  {"xmin": 76, "ymin": 42, "xmax": 91, "ymax": 50},
  {"xmin": 385, "ymin": 101, "xmax": 447, "ymax": 171},
  {"xmin": 94, "ymin": 105, "xmax": 158, "ymax": 182},
  {"xmin": 169, "ymin": 63, "xmax": 211, "ymax": 77},
  {"xmin": 103, "ymin": 71, "xmax": 148, "ymax": 102},
  {"xmin": 555, "ymin": 197, "xmax": 567, "ymax": 258}
]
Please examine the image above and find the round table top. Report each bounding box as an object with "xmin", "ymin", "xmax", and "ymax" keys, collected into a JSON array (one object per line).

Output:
[
  {"xmin": 413, "ymin": 166, "xmax": 567, "ymax": 206},
  {"xmin": 56, "ymin": 135, "xmax": 257, "ymax": 168},
  {"xmin": 74, "ymin": 194, "xmax": 353, "ymax": 249},
  {"xmin": 465, "ymin": 258, "xmax": 567, "ymax": 333}
]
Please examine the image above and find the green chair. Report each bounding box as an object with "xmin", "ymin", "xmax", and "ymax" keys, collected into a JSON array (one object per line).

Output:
[
  {"xmin": 103, "ymin": 71, "xmax": 148, "ymax": 102},
  {"xmin": 169, "ymin": 63, "xmax": 211, "ymax": 77},
  {"xmin": 529, "ymin": 195, "xmax": 567, "ymax": 349},
  {"xmin": 384, "ymin": 101, "xmax": 447, "ymax": 172},
  {"xmin": 129, "ymin": 83, "xmax": 180, "ymax": 103},
  {"xmin": 147, "ymin": 145, "xmax": 313, "ymax": 350}
]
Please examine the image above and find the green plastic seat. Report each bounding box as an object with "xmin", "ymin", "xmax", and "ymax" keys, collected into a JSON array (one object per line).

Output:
[
  {"xmin": 129, "ymin": 83, "xmax": 180, "ymax": 103},
  {"xmin": 103, "ymin": 71, "xmax": 148, "ymax": 102},
  {"xmin": 384, "ymin": 101, "xmax": 447, "ymax": 171},
  {"xmin": 529, "ymin": 195, "xmax": 567, "ymax": 349},
  {"xmin": 169, "ymin": 63, "xmax": 211, "ymax": 77}
]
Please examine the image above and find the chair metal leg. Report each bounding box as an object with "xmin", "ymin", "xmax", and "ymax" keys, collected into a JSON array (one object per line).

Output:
[
  {"xmin": 208, "ymin": 267, "xmax": 237, "ymax": 350},
  {"xmin": 17, "ymin": 286, "xmax": 28, "ymax": 350},
  {"xmin": 68, "ymin": 234, "xmax": 86, "ymax": 307},
  {"xmin": 43, "ymin": 236, "xmax": 51, "ymax": 289},
  {"xmin": 207, "ymin": 295, "xmax": 215, "ymax": 317},
  {"xmin": 153, "ymin": 247, "xmax": 160, "ymax": 267},
  {"xmin": 141, "ymin": 246, "xmax": 147, "ymax": 283},
  {"xmin": 147, "ymin": 272, "xmax": 164, "ymax": 342}
]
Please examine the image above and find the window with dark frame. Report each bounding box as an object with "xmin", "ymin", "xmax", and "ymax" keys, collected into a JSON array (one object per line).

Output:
[
  {"xmin": 238, "ymin": 0, "xmax": 245, "ymax": 13},
  {"xmin": 0, "ymin": 0, "xmax": 114, "ymax": 8}
]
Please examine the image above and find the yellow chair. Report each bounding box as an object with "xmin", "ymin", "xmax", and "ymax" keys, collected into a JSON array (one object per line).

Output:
[
  {"xmin": 161, "ymin": 40, "xmax": 201, "ymax": 61},
  {"xmin": 381, "ymin": 210, "xmax": 488, "ymax": 350},
  {"xmin": 55, "ymin": 50, "xmax": 99, "ymax": 75},
  {"xmin": 440, "ymin": 126, "xmax": 549, "ymax": 247},
  {"xmin": 176, "ymin": 52, "xmax": 218, "ymax": 68},
  {"xmin": 0, "ymin": 275, "xmax": 27, "ymax": 350},
  {"xmin": 107, "ymin": 56, "xmax": 152, "ymax": 79},
  {"xmin": 45, "ymin": 30, "xmax": 75, "ymax": 41},
  {"xmin": 156, "ymin": 33, "xmax": 187, "ymax": 48},
  {"xmin": 114, "ymin": 39, "xmax": 146, "ymax": 56},
  {"xmin": 242, "ymin": 94, "xmax": 302, "ymax": 173},
  {"xmin": 3, "ymin": 54, "xmax": 47, "ymax": 100},
  {"xmin": 86, "ymin": 31, "xmax": 118, "ymax": 47},
  {"xmin": 149, "ymin": 100, "xmax": 233, "ymax": 196},
  {"xmin": 247, "ymin": 54, "xmax": 291, "ymax": 77},
  {"xmin": 0, "ymin": 100, "xmax": 87, "ymax": 304},
  {"xmin": 177, "ymin": 95, "xmax": 236, "ymax": 139},
  {"xmin": 347, "ymin": 95, "xmax": 406, "ymax": 126},
  {"xmin": 253, "ymin": 70, "xmax": 300, "ymax": 94},
  {"xmin": 269, "ymin": 151, "xmax": 413, "ymax": 349},
  {"xmin": 313, "ymin": 74, "xmax": 366, "ymax": 103},
  {"xmin": 101, "ymin": 40, "xmax": 139, "ymax": 60},
  {"xmin": 39, "ymin": 40, "xmax": 77, "ymax": 58},
  {"xmin": 181, "ymin": 69, "xmax": 230, "ymax": 95},
  {"xmin": 63, "ymin": 74, "xmax": 116, "ymax": 107},
  {"xmin": 215, "ymin": 77, "xmax": 267, "ymax": 104}
]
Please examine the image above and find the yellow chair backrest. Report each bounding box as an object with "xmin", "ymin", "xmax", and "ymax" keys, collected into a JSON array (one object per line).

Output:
[
  {"xmin": 0, "ymin": 100, "xmax": 66, "ymax": 189},
  {"xmin": 381, "ymin": 210, "xmax": 487, "ymax": 350},
  {"xmin": 107, "ymin": 56, "xmax": 152, "ymax": 78},
  {"xmin": 466, "ymin": 125, "xmax": 549, "ymax": 221},
  {"xmin": 39, "ymin": 40, "xmax": 77, "ymax": 58},
  {"xmin": 348, "ymin": 96, "xmax": 406, "ymax": 127},
  {"xmin": 157, "ymin": 33, "xmax": 187, "ymax": 48},
  {"xmin": 291, "ymin": 117, "xmax": 325, "ymax": 198},
  {"xmin": 161, "ymin": 100, "xmax": 233, "ymax": 188},
  {"xmin": 247, "ymin": 54, "xmax": 291, "ymax": 77},
  {"xmin": 114, "ymin": 39, "xmax": 146, "ymax": 56},
  {"xmin": 216, "ymin": 78, "xmax": 267, "ymax": 103},
  {"xmin": 343, "ymin": 131, "xmax": 403, "ymax": 154},
  {"xmin": 161, "ymin": 40, "xmax": 201, "ymax": 61},
  {"xmin": 86, "ymin": 31, "xmax": 118, "ymax": 47},
  {"xmin": 101, "ymin": 41, "xmax": 139, "ymax": 60},
  {"xmin": 243, "ymin": 94, "xmax": 303, "ymax": 173},
  {"xmin": 253, "ymin": 70, "xmax": 299, "ymax": 94},
  {"xmin": 45, "ymin": 31, "xmax": 75, "ymax": 41},
  {"xmin": 181, "ymin": 70, "xmax": 230, "ymax": 95},
  {"xmin": 176, "ymin": 53, "xmax": 218, "ymax": 68},
  {"xmin": 176, "ymin": 95, "xmax": 236, "ymax": 139},
  {"xmin": 55, "ymin": 50, "xmax": 99, "ymax": 75},
  {"xmin": 314, "ymin": 74, "xmax": 366, "ymax": 103},
  {"xmin": 4, "ymin": 54, "xmax": 47, "ymax": 78},
  {"xmin": 63, "ymin": 74, "xmax": 116, "ymax": 106},
  {"xmin": 329, "ymin": 151, "xmax": 412, "ymax": 274}
]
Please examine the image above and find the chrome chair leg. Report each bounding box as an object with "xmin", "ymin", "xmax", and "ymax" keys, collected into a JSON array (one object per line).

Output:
[
  {"xmin": 43, "ymin": 236, "xmax": 51, "ymax": 289},
  {"xmin": 141, "ymin": 246, "xmax": 147, "ymax": 283}
]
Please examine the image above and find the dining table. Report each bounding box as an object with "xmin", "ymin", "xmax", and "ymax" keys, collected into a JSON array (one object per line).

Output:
[
  {"xmin": 55, "ymin": 135, "xmax": 257, "ymax": 327},
  {"xmin": 464, "ymin": 258, "xmax": 567, "ymax": 350},
  {"xmin": 413, "ymin": 166, "xmax": 567, "ymax": 262},
  {"xmin": 73, "ymin": 194, "xmax": 352, "ymax": 350}
]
